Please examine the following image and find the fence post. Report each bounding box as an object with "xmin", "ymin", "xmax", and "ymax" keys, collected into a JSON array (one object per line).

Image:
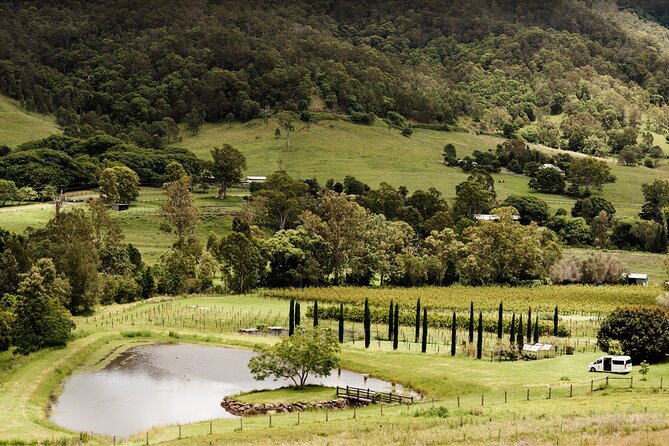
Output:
[
  {"xmin": 457, "ymin": 396, "xmax": 460, "ymax": 408},
  {"xmin": 298, "ymin": 412, "xmax": 300, "ymax": 425},
  {"xmin": 178, "ymin": 425, "xmax": 181, "ymax": 440},
  {"xmin": 630, "ymin": 376, "xmax": 633, "ymax": 388},
  {"xmin": 590, "ymin": 380, "xmax": 593, "ymax": 392},
  {"xmin": 606, "ymin": 376, "xmax": 609, "ymax": 387},
  {"xmin": 570, "ymin": 384, "xmax": 573, "ymax": 398},
  {"xmin": 146, "ymin": 431, "xmax": 149, "ymax": 445},
  {"xmin": 381, "ymin": 402, "xmax": 383, "ymax": 415},
  {"xmin": 353, "ymin": 406, "xmax": 357, "ymax": 419},
  {"xmin": 548, "ymin": 387, "xmax": 551, "ymax": 400},
  {"xmin": 240, "ymin": 417, "xmax": 243, "ymax": 430},
  {"xmin": 209, "ymin": 420, "xmax": 212, "ymax": 435},
  {"xmin": 481, "ymin": 394, "xmax": 484, "ymax": 406},
  {"xmin": 326, "ymin": 409, "xmax": 329, "ymax": 422},
  {"xmin": 504, "ymin": 391, "xmax": 507, "ymax": 403},
  {"xmin": 526, "ymin": 389, "xmax": 530, "ymax": 401},
  {"xmin": 661, "ymin": 377, "xmax": 663, "ymax": 390},
  {"xmin": 269, "ymin": 414, "xmax": 272, "ymax": 428}
]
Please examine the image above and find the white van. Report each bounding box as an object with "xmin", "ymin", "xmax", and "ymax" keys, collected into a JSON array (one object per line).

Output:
[{"xmin": 587, "ymin": 355, "xmax": 632, "ymax": 374}]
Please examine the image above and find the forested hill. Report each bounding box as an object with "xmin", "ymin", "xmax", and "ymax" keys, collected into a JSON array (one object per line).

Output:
[{"xmin": 2, "ymin": 1, "xmax": 669, "ymax": 153}]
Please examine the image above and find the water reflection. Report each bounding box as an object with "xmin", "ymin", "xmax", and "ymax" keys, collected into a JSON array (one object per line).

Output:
[{"xmin": 50, "ymin": 343, "xmax": 408, "ymax": 438}]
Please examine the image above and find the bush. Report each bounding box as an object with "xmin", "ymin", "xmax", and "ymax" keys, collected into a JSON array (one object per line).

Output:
[
  {"xmin": 401, "ymin": 127, "xmax": 413, "ymax": 137},
  {"xmin": 550, "ymin": 253, "xmax": 626, "ymax": 285},
  {"xmin": 414, "ymin": 406, "xmax": 449, "ymax": 418},
  {"xmin": 597, "ymin": 306, "xmax": 669, "ymax": 363}
]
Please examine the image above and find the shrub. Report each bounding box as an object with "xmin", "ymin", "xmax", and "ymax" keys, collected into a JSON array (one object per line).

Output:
[
  {"xmin": 401, "ymin": 127, "xmax": 413, "ymax": 137},
  {"xmin": 597, "ymin": 306, "xmax": 669, "ymax": 363},
  {"xmin": 414, "ymin": 406, "xmax": 449, "ymax": 418}
]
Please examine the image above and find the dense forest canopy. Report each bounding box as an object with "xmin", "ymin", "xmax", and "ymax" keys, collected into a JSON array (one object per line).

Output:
[{"xmin": 2, "ymin": 0, "xmax": 669, "ymax": 150}]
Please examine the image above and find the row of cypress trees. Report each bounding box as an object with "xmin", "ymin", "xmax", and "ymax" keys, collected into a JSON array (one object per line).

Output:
[{"xmin": 287, "ymin": 299, "xmax": 560, "ymax": 359}]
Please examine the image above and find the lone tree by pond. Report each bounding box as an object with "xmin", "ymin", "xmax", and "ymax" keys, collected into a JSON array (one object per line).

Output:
[{"xmin": 248, "ymin": 327, "xmax": 340, "ymax": 389}]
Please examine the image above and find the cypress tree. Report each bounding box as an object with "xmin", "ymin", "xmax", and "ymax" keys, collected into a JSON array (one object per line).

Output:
[
  {"xmin": 509, "ymin": 313, "xmax": 516, "ymax": 345},
  {"xmin": 533, "ymin": 315, "xmax": 539, "ymax": 344},
  {"xmin": 313, "ymin": 300, "xmax": 319, "ymax": 327},
  {"xmin": 497, "ymin": 301, "xmax": 503, "ymax": 340},
  {"xmin": 468, "ymin": 301, "xmax": 474, "ymax": 343},
  {"xmin": 393, "ymin": 303, "xmax": 399, "ymax": 350},
  {"xmin": 295, "ymin": 302, "xmax": 301, "ymax": 327},
  {"xmin": 476, "ymin": 311, "xmax": 483, "ymax": 359},
  {"xmin": 553, "ymin": 306, "xmax": 559, "ymax": 336},
  {"xmin": 421, "ymin": 308, "xmax": 428, "ymax": 353},
  {"xmin": 526, "ymin": 307, "xmax": 532, "ymax": 343},
  {"xmin": 451, "ymin": 310, "xmax": 457, "ymax": 356},
  {"xmin": 388, "ymin": 300, "xmax": 394, "ymax": 341},
  {"xmin": 415, "ymin": 298, "xmax": 421, "ymax": 343},
  {"xmin": 338, "ymin": 303, "xmax": 344, "ymax": 343},
  {"xmin": 517, "ymin": 315, "xmax": 524, "ymax": 348},
  {"xmin": 289, "ymin": 298, "xmax": 295, "ymax": 336},
  {"xmin": 364, "ymin": 298, "xmax": 371, "ymax": 348}
]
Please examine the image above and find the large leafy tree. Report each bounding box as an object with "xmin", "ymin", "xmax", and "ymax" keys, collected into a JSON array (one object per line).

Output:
[
  {"xmin": 160, "ymin": 176, "xmax": 200, "ymax": 241},
  {"xmin": 210, "ymin": 231, "xmax": 263, "ymax": 294},
  {"xmin": 502, "ymin": 195, "xmax": 550, "ymax": 225},
  {"xmin": 452, "ymin": 180, "xmax": 495, "ymax": 220},
  {"xmin": 528, "ymin": 168, "xmax": 565, "ymax": 194},
  {"xmin": 568, "ymin": 157, "xmax": 615, "ymax": 192},
  {"xmin": 598, "ymin": 306, "xmax": 669, "ymax": 363},
  {"xmin": 299, "ymin": 191, "xmax": 367, "ymax": 284},
  {"xmin": 640, "ymin": 179, "xmax": 669, "ymax": 222},
  {"xmin": 12, "ymin": 259, "xmax": 75, "ymax": 354},
  {"xmin": 248, "ymin": 327, "xmax": 340, "ymax": 389},
  {"xmin": 252, "ymin": 171, "xmax": 310, "ymax": 230},
  {"xmin": 98, "ymin": 165, "xmax": 140, "ymax": 204},
  {"xmin": 207, "ymin": 145, "xmax": 246, "ymax": 199}
]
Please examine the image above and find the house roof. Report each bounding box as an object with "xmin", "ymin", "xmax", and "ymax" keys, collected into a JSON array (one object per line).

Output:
[{"xmin": 627, "ymin": 273, "xmax": 648, "ymax": 280}]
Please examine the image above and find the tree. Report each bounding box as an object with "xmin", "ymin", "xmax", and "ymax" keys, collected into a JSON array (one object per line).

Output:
[
  {"xmin": 517, "ymin": 315, "xmax": 524, "ymax": 348},
  {"xmin": 497, "ymin": 302, "xmax": 503, "ymax": 340},
  {"xmin": 225, "ymin": 112, "xmax": 235, "ymax": 128},
  {"xmin": 619, "ymin": 146, "xmax": 643, "ymax": 166},
  {"xmin": 0, "ymin": 309, "xmax": 12, "ymax": 351},
  {"xmin": 276, "ymin": 111, "xmax": 300, "ymax": 149},
  {"xmin": 443, "ymin": 144, "xmax": 457, "ymax": 165},
  {"xmin": 211, "ymin": 232, "xmax": 263, "ymax": 294},
  {"xmin": 568, "ymin": 157, "xmax": 614, "ymax": 192},
  {"xmin": 208, "ymin": 145, "xmax": 247, "ymax": 199},
  {"xmin": 289, "ymin": 298, "xmax": 295, "ymax": 336},
  {"xmin": 527, "ymin": 307, "xmax": 532, "ymax": 343},
  {"xmin": 393, "ymin": 303, "xmax": 399, "ymax": 350},
  {"xmin": 502, "ymin": 195, "xmax": 550, "ymax": 225},
  {"xmin": 300, "ymin": 191, "xmax": 366, "ymax": 284},
  {"xmin": 388, "ymin": 300, "xmax": 394, "ymax": 341},
  {"xmin": 533, "ymin": 315, "xmax": 539, "ymax": 343},
  {"xmin": 248, "ymin": 327, "xmax": 340, "ymax": 389},
  {"xmin": 165, "ymin": 161, "xmax": 188, "ymax": 182},
  {"xmin": 98, "ymin": 166, "xmax": 140, "ymax": 204},
  {"xmin": 0, "ymin": 179, "xmax": 17, "ymax": 206},
  {"xmin": 453, "ymin": 180, "xmax": 495, "ymax": 220},
  {"xmin": 509, "ymin": 313, "xmax": 516, "ymax": 345},
  {"xmin": 295, "ymin": 302, "xmax": 301, "ymax": 327},
  {"xmin": 640, "ymin": 180, "xmax": 669, "ymax": 222},
  {"xmin": 476, "ymin": 312, "xmax": 483, "ymax": 359},
  {"xmin": 415, "ymin": 298, "xmax": 421, "ymax": 343},
  {"xmin": 554, "ymin": 306, "xmax": 559, "ymax": 337},
  {"xmin": 528, "ymin": 169, "xmax": 565, "ymax": 194},
  {"xmin": 313, "ymin": 300, "xmax": 319, "ymax": 327},
  {"xmin": 571, "ymin": 196, "xmax": 616, "ymax": 222},
  {"xmin": 252, "ymin": 171, "xmax": 310, "ymax": 230},
  {"xmin": 16, "ymin": 187, "xmax": 38, "ymax": 205},
  {"xmin": 161, "ymin": 176, "xmax": 200, "ymax": 241},
  {"xmin": 421, "ymin": 308, "xmax": 428, "ymax": 353},
  {"xmin": 468, "ymin": 301, "xmax": 474, "ymax": 343},
  {"xmin": 451, "ymin": 311, "xmax": 456, "ymax": 356},
  {"xmin": 597, "ymin": 306, "xmax": 669, "ymax": 363},
  {"xmin": 184, "ymin": 108, "xmax": 204, "ymax": 136},
  {"xmin": 338, "ymin": 303, "xmax": 344, "ymax": 343},
  {"xmin": 363, "ymin": 298, "xmax": 370, "ymax": 348},
  {"xmin": 12, "ymin": 259, "xmax": 75, "ymax": 354}
]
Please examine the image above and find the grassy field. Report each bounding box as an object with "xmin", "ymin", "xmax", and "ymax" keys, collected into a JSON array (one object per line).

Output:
[
  {"xmin": 0, "ymin": 296, "xmax": 669, "ymax": 445},
  {"xmin": 175, "ymin": 118, "xmax": 669, "ymax": 217},
  {"xmin": 235, "ymin": 385, "xmax": 338, "ymax": 405},
  {"xmin": 1, "ymin": 293, "xmax": 668, "ymax": 445},
  {"xmin": 0, "ymin": 187, "xmax": 241, "ymax": 265},
  {"xmin": 0, "ymin": 94, "xmax": 61, "ymax": 147}
]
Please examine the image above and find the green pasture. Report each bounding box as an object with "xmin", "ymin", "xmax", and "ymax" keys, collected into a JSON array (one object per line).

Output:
[
  {"xmin": 0, "ymin": 95, "xmax": 60, "ymax": 147},
  {"xmin": 0, "ymin": 187, "xmax": 240, "ymax": 265},
  {"xmin": 1, "ymin": 293, "xmax": 669, "ymax": 445},
  {"xmin": 176, "ymin": 118, "xmax": 669, "ymax": 217}
]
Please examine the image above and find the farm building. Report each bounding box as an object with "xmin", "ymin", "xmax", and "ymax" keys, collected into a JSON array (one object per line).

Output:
[
  {"xmin": 474, "ymin": 213, "xmax": 520, "ymax": 221},
  {"xmin": 242, "ymin": 176, "xmax": 267, "ymax": 187},
  {"xmin": 110, "ymin": 203, "xmax": 129, "ymax": 211},
  {"xmin": 522, "ymin": 343, "xmax": 555, "ymax": 359},
  {"xmin": 538, "ymin": 163, "xmax": 565, "ymax": 175},
  {"xmin": 624, "ymin": 273, "xmax": 648, "ymax": 286}
]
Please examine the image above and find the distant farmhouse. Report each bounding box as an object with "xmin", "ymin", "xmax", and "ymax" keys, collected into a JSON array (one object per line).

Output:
[
  {"xmin": 242, "ymin": 176, "xmax": 267, "ymax": 187},
  {"xmin": 474, "ymin": 214, "xmax": 520, "ymax": 222},
  {"xmin": 538, "ymin": 163, "xmax": 565, "ymax": 175},
  {"xmin": 624, "ymin": 273, "xmax": 649, "ymax": 286}
]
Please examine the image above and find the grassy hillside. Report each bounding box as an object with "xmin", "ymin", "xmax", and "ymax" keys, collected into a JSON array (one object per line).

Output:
[
  {"xmin": 177, "ymin": 119, "xmax": 669, "ymax": 217},
  {"xmin": 0, "ymin": 95, "xmax": 60, "ymax": 147}
]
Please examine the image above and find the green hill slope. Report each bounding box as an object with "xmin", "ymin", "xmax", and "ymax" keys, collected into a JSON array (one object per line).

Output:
[
  {"xmin": 177, "ymin": 119, "xmax": 669, "ymax": 217},
  {"xmin": 0, "ymin": 95, "xmax": 59, "ymax": 147}
]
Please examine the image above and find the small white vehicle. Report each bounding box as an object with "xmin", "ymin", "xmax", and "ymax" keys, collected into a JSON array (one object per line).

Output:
[{"xmin": 588, "ymin": 355, "xmax": 632, "ymax": 374}]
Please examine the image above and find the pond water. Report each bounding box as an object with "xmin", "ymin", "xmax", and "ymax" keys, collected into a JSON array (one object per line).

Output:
[{"xmin": 50, "ymin": 343, "xmax": 409, "ymax": 438}]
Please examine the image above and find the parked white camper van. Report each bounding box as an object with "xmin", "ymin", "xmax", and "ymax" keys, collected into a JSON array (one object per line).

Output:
[{"xmin": 587, "ymin": 355, "xmax": 632, "ymax": 374}]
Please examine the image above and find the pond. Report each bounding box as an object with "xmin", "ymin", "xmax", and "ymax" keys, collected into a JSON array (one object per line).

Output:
[{"xmin": 50, "ymin": 343, "xmax": 409, "ymax": 438}]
